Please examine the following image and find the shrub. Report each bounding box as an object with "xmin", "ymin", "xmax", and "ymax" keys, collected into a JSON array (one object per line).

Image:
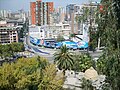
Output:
[{"xmin": 72, "ymin": 53, "xmax": 93, "ymax": 72}]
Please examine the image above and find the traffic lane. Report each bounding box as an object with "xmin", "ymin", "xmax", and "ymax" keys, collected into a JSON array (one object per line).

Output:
[{"xmin": 26, "ymin": 35, "xmax": 51, "ymax": 55}]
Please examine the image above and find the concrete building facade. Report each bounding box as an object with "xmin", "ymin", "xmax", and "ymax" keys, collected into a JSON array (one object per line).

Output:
[
  {"xmin": 29, "ymin": 22, "xmax": 71, "ymax": 40},
  {"xmin": 29, "ymin": 26, "xmax": 46, "ymax": 39},
  {"xmin": 0, "ymin": 22, "xmax": 18, "ymax": 44}
]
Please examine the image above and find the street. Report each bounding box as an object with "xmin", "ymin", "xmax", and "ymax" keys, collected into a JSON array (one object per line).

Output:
[{"xmin": 25, "ymin": 35, "xmax": 103, "ymax": 62}]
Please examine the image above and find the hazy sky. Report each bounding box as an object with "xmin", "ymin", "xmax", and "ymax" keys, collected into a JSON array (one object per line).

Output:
[{"xmin": 0, "ymin": 0, "xmax": 101, "ymax": 12}]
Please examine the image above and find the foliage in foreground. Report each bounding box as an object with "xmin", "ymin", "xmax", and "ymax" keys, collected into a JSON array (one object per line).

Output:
[
  {"xmin": 96, "ymin": 0, "xmax": 120, "ymax": 89},
  {"xmin": 0, "ymin": 57, "xmax": 64, "ymax": 90},
  {"xmin": 72, "ymin": 53, "xmax": 93, "ymax": 72},
  {"xmin": 54, "ymin": 45, "xmax": 93, "ymax": 72},
  {"xmin": 54, "ymin": 45, "xmax": 74, "ymax": 70},
  {"xmin": 96, "ymin": 49, "xmax": 120, "ymax": 90},
  {"xmin": 81, "ymin": 78, "xmax": 94, "ymax": 90}
]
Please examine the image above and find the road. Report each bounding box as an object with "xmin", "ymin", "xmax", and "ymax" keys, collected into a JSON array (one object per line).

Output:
[
  {"xmin": 25, "ymin": 36, "xmax": 102, "ymax": 63},
  {"xmin": 25, "ymin": 35, "xmax": 57, "ymax": 62},
  {"xmin": 42, "ymin": 50, "xmax": 102, "ymax": 62},
  {"xmin": 0, "ymin": 36, "xmax": 102, "ymax": 65}
]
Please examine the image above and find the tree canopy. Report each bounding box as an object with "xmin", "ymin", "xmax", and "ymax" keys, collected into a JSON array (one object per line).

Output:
[
  {"xmin": 96, "ymin": 0, "xmax": 120, "ymax": 89},
  {"xmin": 54, "ymin": 45, "xmax": 74, "ymax": 70},
  {"xmin": 0, "ymin": 56, "xmax": 64, "ymax": 90},
  {"xmin": 0, "ymin": 42, "xmax": 24, "ymax": 60}
]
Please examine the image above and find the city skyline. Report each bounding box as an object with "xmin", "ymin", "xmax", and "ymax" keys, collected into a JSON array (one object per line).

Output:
[{"xmin": 0, "ymin": 0, "xmax": 101, "ymax": 12}]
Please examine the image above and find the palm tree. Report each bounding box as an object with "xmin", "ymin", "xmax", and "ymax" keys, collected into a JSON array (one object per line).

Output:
[{"xmin": 54, "ymin": 45, "xmax": 74, "ymax": 71}]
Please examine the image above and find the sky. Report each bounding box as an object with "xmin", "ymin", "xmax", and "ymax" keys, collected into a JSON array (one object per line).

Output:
[{"xmin": 0, "ymin": 0, "xmax": 101, "ymax": 12}]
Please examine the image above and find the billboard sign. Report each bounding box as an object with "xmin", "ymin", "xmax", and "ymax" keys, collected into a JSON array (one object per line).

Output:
[{"xmin": 30, "ymin": 36, "xmax": 40, "ymax": 45}]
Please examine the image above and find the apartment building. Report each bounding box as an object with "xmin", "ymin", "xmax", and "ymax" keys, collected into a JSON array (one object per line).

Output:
[
  {"xmin": 0, "ymin": 21, "xmax": 18, "ymax": 44},
  {"xmin": 30, "ymin": 0, "xmax": 54, "ymax": 26},
  {"xmin": 30, "ymin": 2, "xmax": 36, "ymax": 25}
]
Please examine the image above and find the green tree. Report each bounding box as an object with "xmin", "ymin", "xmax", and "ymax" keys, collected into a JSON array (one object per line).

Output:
[
  {"xmin": 37, "ymin": 56, "xmax": 49, "ymax": 70},
  {"xmin": 56, "ymin": 35, "xmax": 65, "ymax": 42},
  {"xmin": 2, "ymin": 44, "xmax": 13, "ymax": 60},
  {"xmin": 0, "ymin": 43, "xmax": 25, "ymax": 60},
  {"xmin": 10, "ymin": 42, "xmax": 25, "ymax": 52},
  {"xmin": 72, "ymin": 53, "xmax": 93, "ymax": 72},
  {"xmin": 69, "ymin": 33, "xmax": 76, "ymax": 38},
  {"xmin": 97, "ymin": 0, "xmax": 120, "ymax": 49},
  {"xmin": 38, "ymin": 64, "xmax": 64, "ymax": 90},
  {"xmin": 0, "ymin": 56, "xmax": 64, "ymax": 90},
  {"xmin": 0, "ymin": 44, "xmax": 4, "ymax": 59},
  {"xmin": 54, "ymin": 45, "xmax": 74, "ymax": 71},
  {"xmin": 75, "ymin": 5, "xmax": 98, "ymax": 51},
  {"xmin": 75, "ymin": 7, "xmax": 90, "ymax": 23},
  {"xmin": 97, "ymin": 50, "xmax": 120, "ymax": 89},
  {"xmin": 81, "ymin": 78, "xmax": 94, "ymax": 90},
  {"xmin": 96, "ymin": 0, "xmax": 120, "ymax": 89}
]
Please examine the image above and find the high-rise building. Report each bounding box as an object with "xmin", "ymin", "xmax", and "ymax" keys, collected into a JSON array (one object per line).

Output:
[
  {"xmin": 36, "ymin": 0, "xmax": 42, "ymax": 26},
  {"xmin": 46, "ymin": 2, "xmax": 54, "ymax": 25},
  {"xmin": 30, "ymin": 0, "xmax": 54, "ymax": 26},
  {"xmin": 0, "ymin": 10, "xmax": 12, "ymax": 18},
  {"xmin": 30, "ymin": 2, "xmax": 36, "ymax": 25},
  {"xmin": 57, "ymin": 7, "xmax": 65, "ymax": 23},
  {"xmin": 66, "ymin": 4, "xmax": 75, "ymax": 21}
]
